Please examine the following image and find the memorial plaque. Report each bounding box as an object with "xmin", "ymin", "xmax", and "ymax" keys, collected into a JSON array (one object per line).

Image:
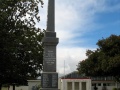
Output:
[
  {"xmin": 41, "ymin": 73, "xmax": 58, "ymax": 88},
  {"xmin": 43, "ymin": 46, "xmax": 56, "ymax": 72}
]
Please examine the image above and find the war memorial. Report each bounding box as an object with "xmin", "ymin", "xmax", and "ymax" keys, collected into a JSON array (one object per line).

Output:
[{"xmin": 41, "ymin": 0, "xmax": 59, "ymax": 90}]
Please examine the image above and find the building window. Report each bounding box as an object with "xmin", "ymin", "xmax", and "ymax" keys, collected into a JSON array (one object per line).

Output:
[
  {"xmin": 67, "ymin": 82, "xmax": 72, "ymax": 90},
  {"xmin": 108, "ymin": 83, "xmax": 115, "ymax": 86},
  {"xmin": 103, "ymin": 83, "xmax": 106, "ymax": 86},
  {"xmin": 98, "ymin": 83, "xmax": 101, "ymax": 86},
  {"xmin": 106, "ymin": 83, "xmax": 110, "ymax": 86},
  {"xmin": 92, "ymin": 83, "xmax": 96, "ymax": 86}
]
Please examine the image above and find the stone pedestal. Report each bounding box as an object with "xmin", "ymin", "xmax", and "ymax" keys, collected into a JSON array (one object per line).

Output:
[
  {"xmin": 41, "ymin": 31, "xmax": 58, "ymax": 90},
  {"xmin": 41, "ymin": 72, "xmax": 58, "ymax": 89},
  {"xmin": 41, "ymin": 89, "xmax": 58, "ymax": 90}
]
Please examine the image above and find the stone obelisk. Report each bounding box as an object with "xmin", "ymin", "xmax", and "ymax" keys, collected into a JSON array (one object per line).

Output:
[{"xmin": 41, "ymin": 0, "xmax": 59, "ymax": 90}]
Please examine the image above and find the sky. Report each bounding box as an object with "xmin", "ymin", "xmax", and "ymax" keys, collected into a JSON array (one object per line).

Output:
[{"xmin": 36, "ymin": 0, "xmax": 120, "ymax": 76}]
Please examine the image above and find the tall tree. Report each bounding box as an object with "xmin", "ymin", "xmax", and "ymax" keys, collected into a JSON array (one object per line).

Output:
[
  {"xmin": 0, "ymin": 0, "xmax": 44, "ymax": 89},
  {"xmin": 77, "ymin": 35, "xmax": 120, "ymax": 82}
]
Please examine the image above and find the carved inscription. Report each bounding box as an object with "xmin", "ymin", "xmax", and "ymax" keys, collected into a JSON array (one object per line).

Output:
[
  {"xmin": 52, "ymin": 74, "xmax": 58, "ymax": 87},
  {"xmin": 44, "ymin": 50, "xmax": 56, "ymax": 65},
  {"xmin": 42, "ymin": 74, "xmax": 50, "ymax": 88},
  {"xmin": 41, "ymin": 73, "xmax": 58, "ymax": 88},
  {"xmin": 43, "ymin": 46, "xmax": 56, "ymax": 72}
]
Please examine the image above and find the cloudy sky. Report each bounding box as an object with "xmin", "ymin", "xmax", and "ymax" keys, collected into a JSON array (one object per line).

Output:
[{"xmin": 36, "ymin": 0, "xmax": 120, "ymax": 76}]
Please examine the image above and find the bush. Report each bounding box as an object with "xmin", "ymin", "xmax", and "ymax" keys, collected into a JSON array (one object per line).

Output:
[
  {"xmin": 112, "ymin": 88, "xmax": 120, "ymax": 90},
  {"xmin": 112, "ymin": 88, "xmax": 117, "ymax": 90}
]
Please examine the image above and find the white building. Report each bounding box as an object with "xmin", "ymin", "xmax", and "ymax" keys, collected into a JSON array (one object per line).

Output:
[
  {"xmin": 58, "ymin": 71, "xmax": 120, "ymax": 90},
  {"xmin": 58, "ymin": 71, "xmax": 91, "ymax": 90},
  {"xmin": 28, "ymin": 80, "xmax": 41, "ymax": 90},
  {"xmin": 60, "ymin": 78, "xmax": 91, "ymax": 90},
  {"xmin": 91, "ymin": 77, "xmax": 120, "ymax": 90},
  {"xmin": 1, "ymin": 80, "xmax": 41, "ymax": 90}
]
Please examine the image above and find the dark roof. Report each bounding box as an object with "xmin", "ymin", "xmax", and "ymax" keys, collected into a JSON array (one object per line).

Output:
[
  {"xmin": 60, "ymin": 71, "xmax": 89, "ymax": 79},
  {"xmin": 60, "ymin": 71, "xmax": 115, "ymax": 81}
]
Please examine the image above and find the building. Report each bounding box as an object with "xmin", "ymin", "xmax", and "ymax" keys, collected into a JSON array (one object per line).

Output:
[
  {"xmin": 91, "ymin": 76, "xmax": 120, "ymax": 90},
  {"xmin": 58, "ymin": 71, "xmax": 91, "ymax": 90},
  {"xmin": 28, "ymin": 80, "xmax": 41, "ymax": 90},
  {"xmin": 1, "ymin": 80, "xmax": 40, "ymax": 90},
  {"xmin": 58, "ymin": 71, "xmax": 120, "ymax": 90}
]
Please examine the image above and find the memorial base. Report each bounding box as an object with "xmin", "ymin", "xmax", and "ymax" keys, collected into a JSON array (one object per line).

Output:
[
  {"xmin": 41, "ymin": 88, "xmax": 59, "ymax": 90},
  {"xmin": 41, "ymin": 72, "xmax": 58, "ymax": 89}
]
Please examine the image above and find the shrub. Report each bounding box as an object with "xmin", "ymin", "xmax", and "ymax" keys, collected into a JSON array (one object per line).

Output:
[{"xmin": 112, "ymin": 88, "xmax": 117, "ymax": 90}]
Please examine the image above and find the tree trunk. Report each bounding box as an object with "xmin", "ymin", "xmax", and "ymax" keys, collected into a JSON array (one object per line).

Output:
[
  {"xmin": 0, "ymin": 84, "xmax": 2, "ymax": 90},
  {"xmin": 13, "ymin": 84, "xmax": 15, "ymax": 90},
  {"xmin": 8, "ymin": 85, "xmax": 10, "ymax": 90}
]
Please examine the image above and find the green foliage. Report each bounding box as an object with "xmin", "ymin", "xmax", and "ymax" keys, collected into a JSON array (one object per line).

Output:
[
  {"xmin": 112, "ymin": 88, "xmax": 117, "ymax": 90},
  {"xmin": 0, "ymin": 0, "xmax": 44, "ymax": 87},
  {"xmin": 115, "ymin": 88, "xmax": 120, "ymax": 90},
  {"xmin": 77, "ymin": 35, "xmax": 120, "ymax": 81},
  {"xmin": 35, "ymin": 84, "xmax": 41, "ymax": 90}
]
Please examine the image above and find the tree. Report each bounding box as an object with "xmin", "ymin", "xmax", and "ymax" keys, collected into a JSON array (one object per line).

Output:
[
  {"xmin": 0, "ymin": 0, "xmax": 44, "ymax": 89},
  {"xmin": 77, "ymin": 35, "xmax": 120, "ymax": 82}
]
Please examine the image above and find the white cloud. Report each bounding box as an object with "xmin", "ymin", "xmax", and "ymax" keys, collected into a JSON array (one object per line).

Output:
[
  {"xmin": 55, "ymin": 0, "xmax": 113, "ymax": 75},
  {"xmin": 35, "ymin": 0, "xmax": 48, "ymax": 29},
  {"xmin": 57, "ymin": 47, "xmax": 88, "ymax": 75},
  {"xmin": 37, "ymin": 0, "xmax": 120, "ymax": 75}
]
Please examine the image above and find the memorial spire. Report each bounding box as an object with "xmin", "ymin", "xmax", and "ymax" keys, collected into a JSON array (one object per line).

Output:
[{"xmin": 47, "ymin": 0, "xmax": 55, "ymax": 32}]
